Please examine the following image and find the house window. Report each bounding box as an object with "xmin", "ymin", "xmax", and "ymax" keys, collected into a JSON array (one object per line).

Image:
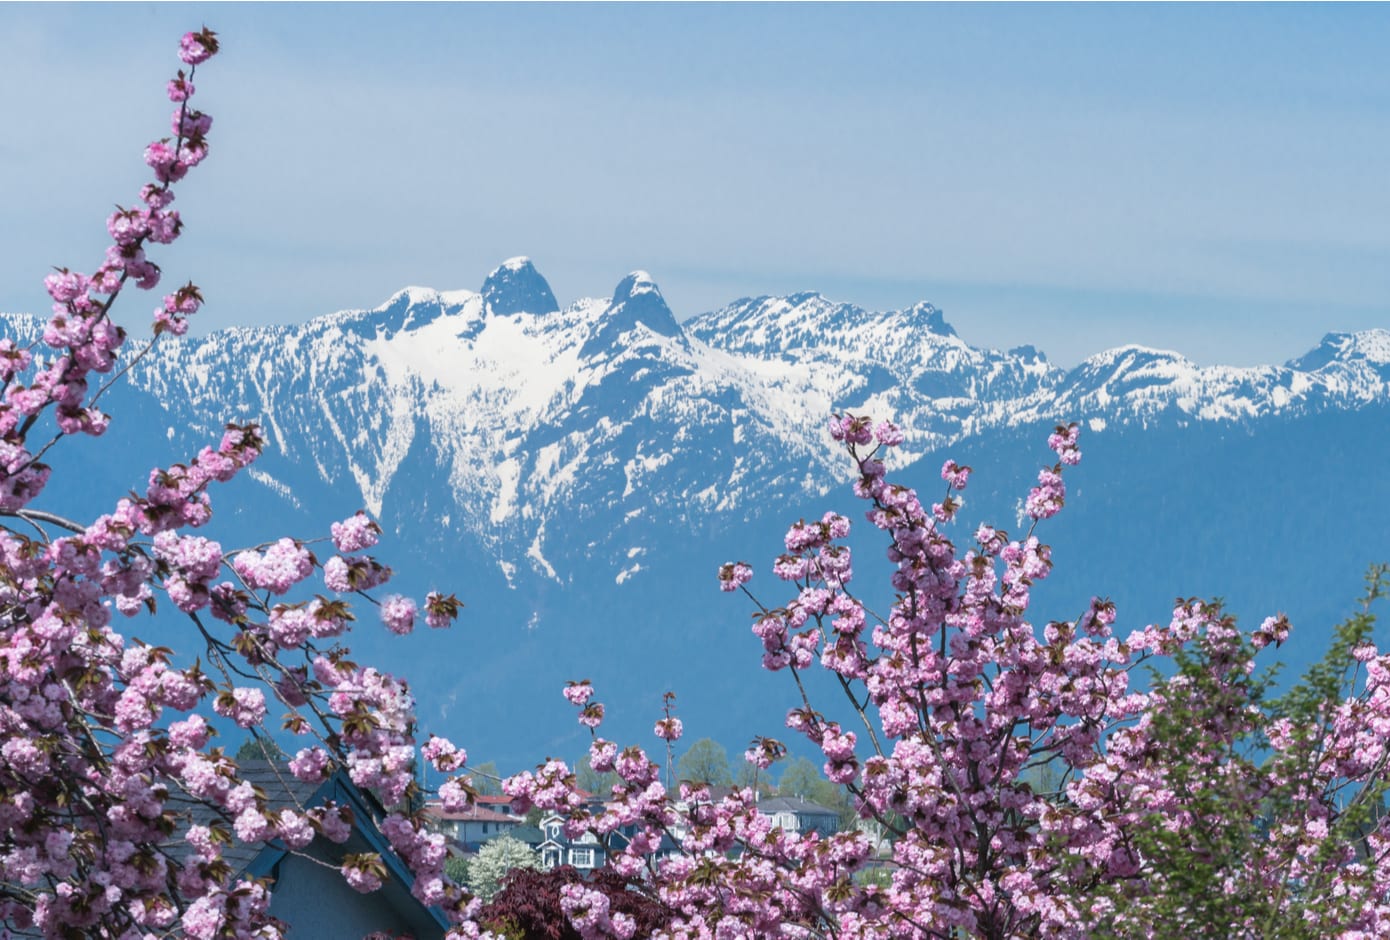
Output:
[
  {"xmin": 543, "ymin": 848, "xmax": 561, "ymax": 869},
  {"xmin": 569, "ymin": 847, "xmax": 595, "ymax": 868}
]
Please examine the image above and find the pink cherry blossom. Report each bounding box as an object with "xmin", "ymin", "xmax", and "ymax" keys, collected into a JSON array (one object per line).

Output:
[{"xmin": 379, "ymin": 594, "xmax": 416, "ymax": 635}]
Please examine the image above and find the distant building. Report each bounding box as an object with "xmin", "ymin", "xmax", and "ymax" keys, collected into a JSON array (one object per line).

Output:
[
  {"xmin": 755, "ymin": 795, "xmax": 842, "ymax": 836},
  {"xmin": 520, "ymin": 787, "xmax": 845, "ymax": 875},
  {"xmin": 423, "ymin": 795, "xmax": 523, "ymax": 852},
  {"xmin": 509, "ymin": 823, "xmax": 545, "ymax": 852},
  {"xmin": 536, "ymin": 811, "xmax": 632, "ymax": 871}
]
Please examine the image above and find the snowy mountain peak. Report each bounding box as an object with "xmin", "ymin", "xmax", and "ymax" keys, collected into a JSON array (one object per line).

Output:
[
  {"xmin": 387, "ymin": 286, "xmax": 441, "ymax": 307},
  {"xmin": 29, "ymin": 271, "xmax": 1377, "ymax": 776},
  {"xmin": 609, "ymin": 271, "xmax": 676, "ymax": 329},
  {"xmin": 904, "ymin": 301, "xmax": 958, "ymax": 338},
  {"xmin": 362, "ymin": 285, "xmax": 477, "ymax": 336},
  {"xmin": 689, "ymin": 291, "xmax": 968, "ymax": 350},
  {"xmin": 1076, "ymin": 344, "xmax": 1192, "ymax": 374},
  {"xmin": 1287, "ymin": 330, "xmax": 1390, "ymax": 373},
  {"xmin": 480, "ymin": 256, "xmax": 559, "ymax": 316},
  {"xmin": 580, "ymin": 271, "xmax": 683, "ymax": 357}
]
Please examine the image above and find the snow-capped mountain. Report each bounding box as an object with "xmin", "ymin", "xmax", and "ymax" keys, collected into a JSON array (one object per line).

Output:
[
  {"xmin": 108, "ymin": 259, "xmax": 1390, "ymax": 589},
  {"xmin": 5, "ymin": 259, "xmax": 1388, "ymax": 767}
]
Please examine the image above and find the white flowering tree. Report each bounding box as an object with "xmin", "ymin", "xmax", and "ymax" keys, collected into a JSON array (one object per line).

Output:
[{"xmin": 465, "ymin": 836, "xmax": 538, "ymax": 903}]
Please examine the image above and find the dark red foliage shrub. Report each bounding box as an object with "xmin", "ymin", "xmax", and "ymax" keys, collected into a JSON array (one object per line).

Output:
[{"xmin": 478, "ymin": 865, "xmax": 674, "ymax": 940}]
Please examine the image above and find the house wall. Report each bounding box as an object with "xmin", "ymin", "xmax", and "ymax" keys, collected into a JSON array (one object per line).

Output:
[
  {"xmin": 268, "ymin": 853, "xmax": 445, "ymax": 940},
  {"xmin": 454, "ymin": 818, "xmax": 519, "ymax": 846},
  {"xmin": 537, "ymin": 813, "xmax": 615, "ymax": 871}
]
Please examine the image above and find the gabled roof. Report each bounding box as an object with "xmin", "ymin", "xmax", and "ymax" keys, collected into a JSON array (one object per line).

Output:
[
  {"xmin": 426, "ymin": 803, "xmax": 519, "ymax": 824},
  {"xmin": 170, "ymin": 759, "xmax": 330, "ymax": 873},
  {"xmin": 188, "ymin": 759, "xmax": 450, "ymax": 934},
  {"xmin": 758, "ymin": 795, "xmax": 841, "ymax": 816},
  {"xmin": 677, "ymin": 783, "xmax": 741, "ymax": 802}
]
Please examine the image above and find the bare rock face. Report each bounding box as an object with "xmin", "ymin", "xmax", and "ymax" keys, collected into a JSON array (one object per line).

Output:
[{"xmin": 481, "ymin": 256, "xmax": 559, "ymax": 316}]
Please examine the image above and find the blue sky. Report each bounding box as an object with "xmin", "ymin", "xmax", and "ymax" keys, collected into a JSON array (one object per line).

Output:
[{"xmin": 1, "ymin": 3, "xmax": 1386, "ymax": 366}]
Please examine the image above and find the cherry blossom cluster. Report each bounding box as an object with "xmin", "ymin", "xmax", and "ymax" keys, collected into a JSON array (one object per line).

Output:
[{"xmin": 4, "ymin": 33, "xmax": 226, "ymax": 512}]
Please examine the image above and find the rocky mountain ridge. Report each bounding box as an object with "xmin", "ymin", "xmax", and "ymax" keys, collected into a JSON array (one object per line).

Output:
[{"xmin": 104, "ymin": 259, "xmax": 1390, "ymax": 587}]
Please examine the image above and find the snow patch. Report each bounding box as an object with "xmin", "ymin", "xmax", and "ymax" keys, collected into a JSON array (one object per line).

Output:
[
  {"xmin": 528, "ymin": 522, "xmax": 558, "ymax": 581},
  {"xmin": 247, "ymin": 468, "xmax": 301, "ymax": 508},
  {"xmin": 391, "ymin": 286, "xmax": 440, "ymax": 308},
  {"xmin": 622, "ymin": 451, "xmax": 675, "ymax": 498},
  {"xmin": 491, "ymin": 458, "xmax": 521, "ymax": 525}
]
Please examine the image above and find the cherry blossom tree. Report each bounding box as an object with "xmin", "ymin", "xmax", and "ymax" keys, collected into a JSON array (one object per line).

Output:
[
  {"xmin": 0, "ymin": 30, "xmax": 475, "ymax": 940},
  {"xmin": 497, "ymin": 416, "xmax": 1390, "ymax": 939}
]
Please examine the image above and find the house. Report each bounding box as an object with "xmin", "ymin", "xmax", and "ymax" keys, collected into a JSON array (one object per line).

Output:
[
  {"xmin": 754, "ymin": 795, "xmax": 842, "ymax": 837},
  {"xmin": 536, "ymin": 811, "xmax": 630, "ymax": 871},
  {"xmin": 528, "ymin": 789, "xmax": 844, "ymax": 875},
  {"xmin": 529, "ymin": 788, "xmax": 646, "ymax": 872},
  {"xmin": 671, "ymin": 786, "xmax": 843, "ymax": 840},
  {"xmin": 210, "ymin": 760, "xmax": 450, "ymax": 940},
  {"xmin": 508, "ymin": 823, "xmax": 545, "ymax": 853},
  {"xmin": 423, "ymin": 796, "xmax": 523, "ymax": 852}
]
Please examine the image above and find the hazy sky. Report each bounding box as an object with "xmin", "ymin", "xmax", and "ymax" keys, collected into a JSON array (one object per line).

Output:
[{"xmin": 2, "ymin": 3, "xmax": 1386, "ymax": 366}]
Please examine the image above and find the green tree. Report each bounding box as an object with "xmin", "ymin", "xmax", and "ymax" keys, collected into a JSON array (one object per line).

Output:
[
  {"xmin": 466, "ymin": 835, "xmax": 539, "ymax": 902},
  {"xmin": 444, "ymin": 854, "xmax": 469, "ymax": 885},
  {"xmin": 470, "ymin": 760, "xmax": 503, "ymax": 797},
  {"xmin": 775, "ymin": 757, "xmax": 823, "ymax": 800},
  {"xmin": 576, "ymin": 753, "xmax": 620, "ymax": 796},
  {"xmin": 234, "ymin": 735, "xmax": 286, "ymax": 763},
  {"xmin": 677, "ymin": 738, "xmax": 733, "ymax": 786},
  {"xmin": 734, "ymin": 759, "xmax": 776, "ymax": 797},
  {"xmin": 1087, "ymin": 570, "xmax": 1390, "ymax": 940}
]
